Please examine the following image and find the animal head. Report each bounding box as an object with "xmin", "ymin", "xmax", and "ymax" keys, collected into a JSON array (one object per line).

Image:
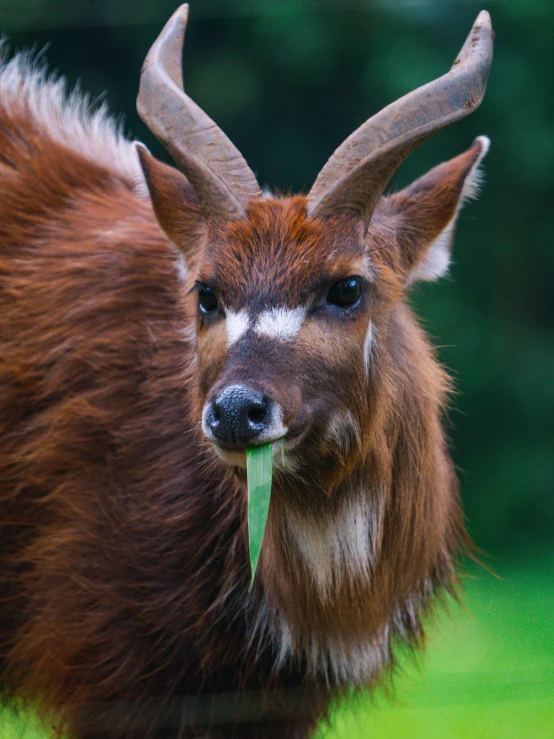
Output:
[{"xmin": 135, "ymin": 5, "xmax": 492, "ymax": 492}]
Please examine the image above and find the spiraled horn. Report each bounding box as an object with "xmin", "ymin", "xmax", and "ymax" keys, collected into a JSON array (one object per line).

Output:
[
  {"xmin": 308, "ymin": 11, "xmax": 494, "ymax": 223},
  {"xmin": 137, "ymin": 4, "xmax": 261, "ymax": 220}
]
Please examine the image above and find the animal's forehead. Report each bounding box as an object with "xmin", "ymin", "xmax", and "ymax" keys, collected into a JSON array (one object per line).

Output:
[{"xmin": 199, "ymin": 197, "xmax": 365, "ymax": 310}]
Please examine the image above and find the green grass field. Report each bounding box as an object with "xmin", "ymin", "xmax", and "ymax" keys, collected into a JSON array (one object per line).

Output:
[{"xmin": 2, "ymin": 559, "xmax": 553, "ymax": 739}]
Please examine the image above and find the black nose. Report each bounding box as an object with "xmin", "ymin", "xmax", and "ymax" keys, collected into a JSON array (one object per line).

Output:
[{"xmin": 206, "ymin": 385, "xmax": 271, "ymax": 447}]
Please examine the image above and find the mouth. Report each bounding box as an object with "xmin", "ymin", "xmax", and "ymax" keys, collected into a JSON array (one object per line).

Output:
[
  {"xmin": 212, "ymin": 445, "xmax": 248, "ymax": 469},
  {"xmin": 211, "ymin": 428, "xmax": 307, "ymax": 472}
]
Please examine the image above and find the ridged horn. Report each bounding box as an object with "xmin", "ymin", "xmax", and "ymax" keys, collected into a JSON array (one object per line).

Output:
[
  {"xmin": 137, "ymin": 4, "xmax": 261, "ymax": 220},
  {"xmin": 308, "ymin": 10, "xmax": 493, "ymax": 222}
]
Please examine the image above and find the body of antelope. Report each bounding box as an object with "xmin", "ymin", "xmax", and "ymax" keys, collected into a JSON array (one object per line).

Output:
[{"xmin": 0, "ymin": 6, "xmax": 493, "ymax": 738}]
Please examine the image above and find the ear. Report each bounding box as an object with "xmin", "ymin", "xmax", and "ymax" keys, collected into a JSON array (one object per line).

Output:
[
  {"xmin": 385, "ymin": 136, "xmax": 490, "ymax": 285},
  {"xmin": 135, "ymin": 143, "xmax": 206, "ymax": 269}
]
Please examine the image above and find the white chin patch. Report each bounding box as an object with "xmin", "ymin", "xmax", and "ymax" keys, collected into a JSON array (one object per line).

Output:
[
  {"xmin": 211, "ymin": 439, "xmax": 288, "ymax": 471},
  {"xmin": 213, "ymin": 446, "xmax": 247, "ymax": 469}
]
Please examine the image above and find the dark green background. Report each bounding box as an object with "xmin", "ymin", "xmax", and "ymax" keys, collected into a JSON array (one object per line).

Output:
[{"xmin": 4, "ymin": 0, "xmax": 553, "ymax": 563}]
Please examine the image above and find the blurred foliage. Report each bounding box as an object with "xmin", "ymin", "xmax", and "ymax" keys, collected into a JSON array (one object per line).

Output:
[
  {"xmin": 4, "ymin": 0, "xmax": 553, "ymax": 558},
  {"xmin": 316, "ymin": 559, "xmax": 554, "ymax": 737}
]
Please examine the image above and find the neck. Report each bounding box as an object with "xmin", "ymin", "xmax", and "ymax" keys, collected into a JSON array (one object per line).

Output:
[{"xmin": 199, "ymin": 307, "xmax": 465, "ymax": 687}]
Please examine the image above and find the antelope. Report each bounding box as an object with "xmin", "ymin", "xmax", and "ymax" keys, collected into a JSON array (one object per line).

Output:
[{"xmin": 0, "ymin": 5, "xmax": 493, "ymax": 738}]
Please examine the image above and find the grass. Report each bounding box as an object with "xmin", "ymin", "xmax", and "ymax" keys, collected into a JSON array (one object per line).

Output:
[
  {"xmin": 2, "ymin": 559, "xmax": 553, "ymax": 738},
  {"xmin": 246, "ymin": 441, "xmax": 275, "ymax": 587},
  {"xmin": 315, "ymin": 558, "xmax": 554, "ymax": 739}
]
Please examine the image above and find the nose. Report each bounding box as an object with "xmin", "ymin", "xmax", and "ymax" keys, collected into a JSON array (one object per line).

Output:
[{"xmin": 205, "ymin": 385, "xmax": 272, "ymax": 447}]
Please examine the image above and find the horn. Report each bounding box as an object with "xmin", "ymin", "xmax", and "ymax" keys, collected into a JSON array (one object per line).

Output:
[
  {"xmin": 137, "ymin": 4, "xmax": 261, "ymax": 220},
  {"xmin": 308, "ymin": 10, "xmax": 493, "ymax": 222}
]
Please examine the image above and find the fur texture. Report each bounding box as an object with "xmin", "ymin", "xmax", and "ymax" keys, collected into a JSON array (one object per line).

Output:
[{"xmin": 0, "ymin": 51, "xmax": 488, "ymax": 739}]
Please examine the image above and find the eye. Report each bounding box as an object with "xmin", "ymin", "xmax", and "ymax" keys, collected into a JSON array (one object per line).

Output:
[
  {"xmin": 326, "ymin": 277, "xmax": 362, "ymax": 309},
  {"xmin": 197, "ymin": 283, "xmax": 219, "ymax": 314}
]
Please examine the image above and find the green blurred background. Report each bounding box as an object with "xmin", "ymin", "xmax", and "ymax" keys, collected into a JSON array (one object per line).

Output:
[{"xmin": 1, "ymin": 0, "xmax": 552, "ymax": 737}]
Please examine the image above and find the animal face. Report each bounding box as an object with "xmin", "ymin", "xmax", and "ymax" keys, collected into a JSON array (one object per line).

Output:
[
  {"xmin": 139, "ymin": 136, "xmax": 489, "ymax": 480},
  {"xmin": 193, "ymin": 198, "xmax": 375, "ymax": 472},
  {"xmin": 135, "ymin": 3, "xmax": 492, "ymax": 487}
]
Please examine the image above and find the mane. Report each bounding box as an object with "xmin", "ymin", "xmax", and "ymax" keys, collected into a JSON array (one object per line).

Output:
[{"xmin": 0, "ymin": 43, "xmax": 147, "ymax": 196}]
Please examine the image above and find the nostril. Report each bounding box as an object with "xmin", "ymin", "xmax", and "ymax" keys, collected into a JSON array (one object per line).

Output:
[
  {"xmin": 247, "ymin": 402, "xmax": 267, "ymax": 425},
  {"xmin": 208, "ymin": 385, "xmax": 272, "ymax": 446}
]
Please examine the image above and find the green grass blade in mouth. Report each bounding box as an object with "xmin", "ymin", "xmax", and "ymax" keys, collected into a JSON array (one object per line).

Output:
[{"xmin": 246, "ymin": 441, "xmax": 274, "ymax": 588}]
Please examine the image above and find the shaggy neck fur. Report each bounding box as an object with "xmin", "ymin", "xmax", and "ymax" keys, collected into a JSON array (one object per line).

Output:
[{"xmin": 239, "ymin": 301, "xmax": 463, "ymax": 687}]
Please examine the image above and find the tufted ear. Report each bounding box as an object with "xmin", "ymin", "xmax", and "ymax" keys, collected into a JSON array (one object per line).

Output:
[
  {"xmin": 384, "ymin": 136, "xmax": 490, "ymax": 285},
  {"xmin": 135, "ymin": 143, "xmax": 206, "ymax": 269}
]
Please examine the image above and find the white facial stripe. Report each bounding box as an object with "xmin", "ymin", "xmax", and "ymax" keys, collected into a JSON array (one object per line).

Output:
[
  {"xmin": 363, "ymin": 320, "xmax": 373, "ymax": 377},
  {"xmin": 254, "ymin": 307, "xmax": 306, "ymax": 341},
  {"xmin": 224, "ymin": 306, "xmax": 307, "ymax": 347},
  {"xmin": 225, "ymin": 309, "xmax": 250, "ymax": 347}
]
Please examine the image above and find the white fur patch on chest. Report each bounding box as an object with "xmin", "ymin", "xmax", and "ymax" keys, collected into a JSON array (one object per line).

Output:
[
  {"xmin": 246, "ymin": 492, "xmax": 391, "ymax": 686},
  {"xmin": 302, "ymin": 629, "xmax": 390, "ymax": 685},
  {"xmin": 249, "ymin": 597, "xmax": 390, "ymax": 686},
  {"xmin": 285, "ymin": 493, "xmax": 379, "ymax": 600}
]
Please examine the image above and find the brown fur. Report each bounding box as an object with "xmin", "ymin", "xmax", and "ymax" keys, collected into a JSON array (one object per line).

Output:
[{"xmin": 0, "ymin": 57, "xmax": 487, "ymax": 739}]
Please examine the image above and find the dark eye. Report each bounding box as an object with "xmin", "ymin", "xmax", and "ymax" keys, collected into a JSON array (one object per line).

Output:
[
  {"xmin": 197, "ymin": 283, "xmax": 218, "ymax": 314},
  {"xmin": 326, "ymin": 277, "xmax": 362, "ymax": 308}
]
